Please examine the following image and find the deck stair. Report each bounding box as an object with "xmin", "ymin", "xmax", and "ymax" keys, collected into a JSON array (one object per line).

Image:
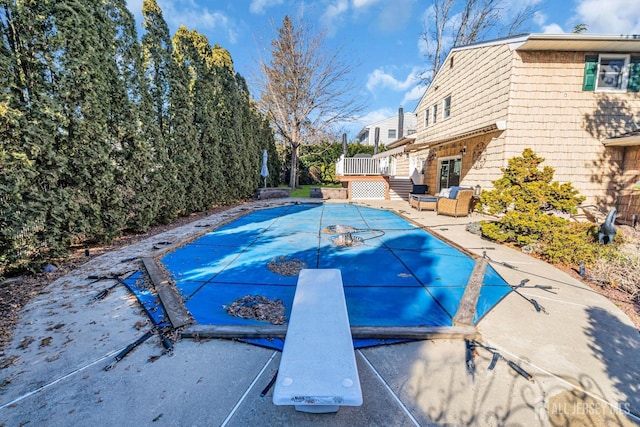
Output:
[{"xmin": 388, "ymin": 177, "xmax": 413, "ymax": 201}]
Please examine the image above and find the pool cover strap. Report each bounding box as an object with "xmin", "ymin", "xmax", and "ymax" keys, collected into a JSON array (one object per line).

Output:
[{"xmin": 468, "ymin": 340, "xmax": 534, "ymax": 382}]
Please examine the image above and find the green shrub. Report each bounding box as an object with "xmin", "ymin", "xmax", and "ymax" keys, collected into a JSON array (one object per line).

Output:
[
  {"xmin": 478, "ymin": 149, "xmax": 608, "ymax": 266},
  {"xmin": 538, "ymin": 222, "xmax": 602, "ymax": 265}
]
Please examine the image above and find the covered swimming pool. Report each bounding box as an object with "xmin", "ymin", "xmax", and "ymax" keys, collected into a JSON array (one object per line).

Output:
[{"xmin": 134, "ymin": 202, "xmax": 511, "ymax": 349}]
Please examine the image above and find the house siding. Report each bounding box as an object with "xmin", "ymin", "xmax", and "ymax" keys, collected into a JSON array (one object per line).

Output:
[
  {"xmin": 416, "ymin": 44, "xmax": 512, "ymax": 144},
  {"xmin": 414, "ymin": 40, "xmax": 640, "ymax": 214},
  {"xmin": 357, "ymin": 113, "xmax": 417, "ymax": 146},
  {"xmin": 619, "ymin": 146, "xmax": 640, "ymax": 220},
  {"xmin": 415, "ymin": 43, "xmax": 514, "ymax": 193},
  {"xmin": 508, "ymin": 50, "xmax": 639, "ymax": 207}
]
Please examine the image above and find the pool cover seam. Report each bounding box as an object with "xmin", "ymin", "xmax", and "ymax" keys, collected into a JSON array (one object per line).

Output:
[
  {"xmin": 183, "ymin": 208, "xmax": 293, "ymax": 302},
  {"xmin": 355, "ymin": 204, "xmax": 456, "ymax": 321}
]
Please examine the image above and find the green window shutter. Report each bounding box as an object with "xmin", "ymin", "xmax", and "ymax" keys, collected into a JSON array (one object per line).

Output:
[
  {"xmin": 628, "ymin": 56, "xmax": 640, "ymax": 92},
  {"xmin": 582, "ymin": 55, "xmax": 598, "ymax": 91}
]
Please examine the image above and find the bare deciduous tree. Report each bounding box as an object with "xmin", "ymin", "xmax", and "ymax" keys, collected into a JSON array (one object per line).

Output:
[
  {"xmin": 255, "ymin": 16, "xmax": 364, "ymax": 188},
  {"xmin": 422, "ymin": 0, "xmax": 536, "ymax": 82}
]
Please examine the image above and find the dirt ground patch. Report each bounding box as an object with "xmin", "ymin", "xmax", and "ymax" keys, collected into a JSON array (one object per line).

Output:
[{"xmin": 0, "ymin": 205, "xmax": 235, "ymax": 351}]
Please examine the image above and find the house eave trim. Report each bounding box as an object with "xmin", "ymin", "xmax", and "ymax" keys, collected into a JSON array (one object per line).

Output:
[
  {"xmin": 603, "ymin": 136, "xmax": 640, "ymax": 147},
  {"xmin": 409, "ymin": 121, "xmax": 506, "ymax": 151},
  {"xmin": 372, "ymin": 146, "xmax": 405, "ymax": 159}
]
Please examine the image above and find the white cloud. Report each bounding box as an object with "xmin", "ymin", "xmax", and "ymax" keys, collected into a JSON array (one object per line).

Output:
[
  {"xmin": 401, "ymin": 84, "xmax": 426, "ymax": 106},
  {"xmin": 321, "ymin": 0, "xmax": 349, "ymax": 35},
  {"xmin": 532, "ymin": 10, "xmax": 547, "ymax": 27},
  {"xmin": 153, "ymin": 1, "xmax": 241, "ymax": 44},
  {"xmin": 541, "ymin": 23, "xmax": 565, "ymax": 34},
  {"xmin": 573, "ymin": 0, "xmax": 640, "ymax": 33},
  {"xmin": 357, "ymin": 108, "xmax": 395, "ymax": 124},
  {"xmin": 534, "ymin": 0, "xmax": 639, "ymax": 34},
  {"xmin": 352, "ymin": 0, "xmax": 381, "ymax": 9},
  {"xmin": 377, "ymin": 0, "xmax": 416, "ymax": 32},
  {"xmin": 366, "ymin": 67, "xmax": 421, "ymax": 92},
  {"xmin": 249, "ymin": 0, "xmax": 284, "ymax": 15}
]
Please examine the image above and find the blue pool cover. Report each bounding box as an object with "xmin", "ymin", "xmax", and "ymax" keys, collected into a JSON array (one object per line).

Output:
[{"xmin": 149, "ymin": 203, "xmax": 511, "ymax": 350}]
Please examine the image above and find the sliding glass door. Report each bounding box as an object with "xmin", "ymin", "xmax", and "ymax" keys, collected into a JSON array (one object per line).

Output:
[{"xmin": 438, "ymin": 157, "xmax": 461, "ymax": 191}]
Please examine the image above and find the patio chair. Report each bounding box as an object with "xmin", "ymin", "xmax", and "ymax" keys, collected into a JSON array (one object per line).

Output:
[{"xmin": 437, "ymin": 188, "xmax": 474, "ymax": 217}]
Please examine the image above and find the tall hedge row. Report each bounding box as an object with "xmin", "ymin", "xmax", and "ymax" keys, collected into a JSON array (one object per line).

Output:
[{"xmin": 0, "ymin": 0, "xmax": 278, "ymax": 276}]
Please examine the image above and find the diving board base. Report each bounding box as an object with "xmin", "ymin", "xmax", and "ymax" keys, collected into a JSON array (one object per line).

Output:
[{"xmin": 273, "ymin": 269, "xmax": 362, "ymax": 413}]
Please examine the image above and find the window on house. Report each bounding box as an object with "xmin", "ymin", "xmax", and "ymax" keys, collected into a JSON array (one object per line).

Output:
[
  {"xmin": 599, "ymin": 55, "xmax": 629, "ymax": 90},
  {"xmin": 433, "ymin": 104, "xmax": 438, "ymax": 124},
  {"xmin": 583, "ymin": 54, "xmax": 640, "ymax": 92},
  {"xmin": 443, "ymin": 96, "xmax": 451, "ymax": 119},
  {"xmin": 425, "ymin": 108, "xmax": 429, "ymax": 127},
  {"xmin": 388, "ymin": 129, "xmax": 396, "ymax": 139}
]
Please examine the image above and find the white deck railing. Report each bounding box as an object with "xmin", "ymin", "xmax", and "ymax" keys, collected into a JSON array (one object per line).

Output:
[{"xmin": 336, "ymin": 156, "xmax": 394, "ymax": 176}]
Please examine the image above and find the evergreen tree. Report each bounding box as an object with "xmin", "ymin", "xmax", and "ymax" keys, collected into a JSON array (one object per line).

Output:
[
  {"xmin": 140, "ymin": 0, "xmax": 177, "ymax": 222},
  {"xmin": 141, "ymin": 0, "xmax": 172, "ymax": 138},
  {"xmin": 236, "ymin": 74, "xmax": 267, "ymax": 192},
  {"xmin": 187, "ymin": 31, "xmax": 226, "ymax": 205},
  {"xmin": 210, "ymin": 43, "xmax": 247, "ymax": 201},
  {"xmin": 0, "ymin": 1, "xmax": 75, "ymax": 273},
  {"xmin": 0, "ymin": 0, "xmax": 277, "ymax": 275},
  {"xmin": 49, "ymin": 0, "xmax": 125, "ymax": 240},
  {"xmin": 105, "ymin": 0, "xmax": 163, "ymax": 230},
  {"xmin": 170, "ymin": 26, "xmax": 206, "ymax": 212}
]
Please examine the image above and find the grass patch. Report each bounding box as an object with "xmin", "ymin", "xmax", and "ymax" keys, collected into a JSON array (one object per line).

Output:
[{"xmin": 281, "ymin": 184, "xmax": 342, "ymax": 198}]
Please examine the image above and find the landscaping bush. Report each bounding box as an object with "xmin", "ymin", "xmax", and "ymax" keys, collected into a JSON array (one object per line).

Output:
[{"xmin": 478, "ymin": 149, "xmax": 608, "ymax": 266}]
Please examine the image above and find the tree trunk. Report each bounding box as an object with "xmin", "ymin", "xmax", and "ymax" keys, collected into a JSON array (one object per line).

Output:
[{"xmin": 289, "ymin": 143, "xmax": 299, "ymax": 188}]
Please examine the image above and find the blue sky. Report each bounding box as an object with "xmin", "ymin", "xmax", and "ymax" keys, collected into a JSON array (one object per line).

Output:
[{"xmin": 126, "ymin": 0, "xmax": 640, "ymax": 139}]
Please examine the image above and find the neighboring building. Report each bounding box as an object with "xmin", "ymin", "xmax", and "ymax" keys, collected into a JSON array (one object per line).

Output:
[
  {"xmin": 407, "ymin": 33, "xmax": 640, "ymax": 221},
  {"xmin": 337, "ymin": 33, "xmax": 640, "ymax": 218},
  {"xmin": 355, "ymin": 108, "xmax": 417, "ymax": 147}
]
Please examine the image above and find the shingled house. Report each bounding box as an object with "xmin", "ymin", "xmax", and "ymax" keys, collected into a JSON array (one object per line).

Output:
[{"xmin": 410, "ymin": 33, "xmax": 640, "ymax": 222}]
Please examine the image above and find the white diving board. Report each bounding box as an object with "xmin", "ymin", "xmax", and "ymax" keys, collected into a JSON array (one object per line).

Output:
[{"xmin": 273, "ymin": 269, "xmax": 362, "ymax": 413}]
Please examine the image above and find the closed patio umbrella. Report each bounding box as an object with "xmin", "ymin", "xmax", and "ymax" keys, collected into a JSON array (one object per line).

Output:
[{"xmin": 261, "ymin": 149, "xmax": 269, "ymax": 188}]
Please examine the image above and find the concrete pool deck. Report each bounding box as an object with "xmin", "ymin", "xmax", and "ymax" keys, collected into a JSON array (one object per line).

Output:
[{"xmin": 1, "ymin": 198, "xmax": 639, "ymax": 426}]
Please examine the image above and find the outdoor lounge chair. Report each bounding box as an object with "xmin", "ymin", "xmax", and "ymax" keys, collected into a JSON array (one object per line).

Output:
[{"xmin": 436, "ymin": 188, "xmax": 474, "ymax": 217}]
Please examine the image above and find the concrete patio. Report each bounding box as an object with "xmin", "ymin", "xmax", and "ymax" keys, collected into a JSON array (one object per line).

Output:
[{"xmin": 1, "ymin": 199, "xmax": 638, "ymax": 426}]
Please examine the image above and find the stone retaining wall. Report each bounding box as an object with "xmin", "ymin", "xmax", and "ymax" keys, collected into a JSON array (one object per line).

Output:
[
  {"xmin": 256, "ymin": 187, "xmax": 291, "ymax": 199},
  {"xmin": 310, "ymin": 187, "xmax": 348, "ymax": 199}
]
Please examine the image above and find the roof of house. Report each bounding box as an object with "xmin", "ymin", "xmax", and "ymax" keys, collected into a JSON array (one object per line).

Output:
[
  {"xmin": 604, "ymin": 128, "xmax": 640, "ymax": 146},
  {"xmin": 418, "ymin": 33, "xmax": 640, "ymax": 107},
  {"xmin": 450, "ymin": 33, "xmax": 640, "ymax": 56},
  {"xmin": 355, "ymin": 112, "xmax": 417, "ymax": 140}
]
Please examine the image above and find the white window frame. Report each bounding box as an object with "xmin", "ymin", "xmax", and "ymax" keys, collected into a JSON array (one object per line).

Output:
[
  {"xmin": 388, "ymin": 129, "xmax": 396, "ymax": 139},
  {"xmin": 596, "ymin": 54, "xmax": 630, "ymax": 92},
  {"xmin": 425, "ymin": 108, "xmax": 430, "ymax": 127},
  {"xmin": 442, "ymin": 96, "xmax": 451, "ymax": 120},
  {"xmin": 432, "ymin": 104, "xmax": 438, "ymax": 124}
]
